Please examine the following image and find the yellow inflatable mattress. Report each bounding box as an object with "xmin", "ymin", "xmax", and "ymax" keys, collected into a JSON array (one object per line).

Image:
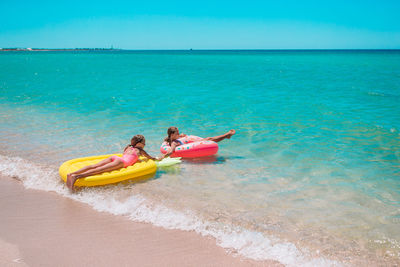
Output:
[{"xmin": 59, "ymin": 154, "xmax": 157, "ymax": 187}]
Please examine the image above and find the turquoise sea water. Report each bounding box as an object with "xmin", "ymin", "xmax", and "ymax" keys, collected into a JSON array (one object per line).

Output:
[{"xmin": 1, "ymin": 50, "xmax": 400, "ymax": 265}]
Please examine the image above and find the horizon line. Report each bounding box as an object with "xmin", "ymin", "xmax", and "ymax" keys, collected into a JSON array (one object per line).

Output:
[{"xmin": 1, "ymin": 48, "xmax": 400, "ymax": 51}]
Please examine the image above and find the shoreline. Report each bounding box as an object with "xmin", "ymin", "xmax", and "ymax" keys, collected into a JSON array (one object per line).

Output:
[
  {"xmin": 0, "ymin": 48, "xmax": 119, "ymax": 51},
  {"xmin": 0, "ymin": 175, "xmax": 280, "ymax": 266}
]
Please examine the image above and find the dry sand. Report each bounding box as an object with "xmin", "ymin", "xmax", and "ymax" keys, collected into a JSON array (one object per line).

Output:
[{"xmin": 0, "ymin": 176, "xmax": 281, "ymax": 267}]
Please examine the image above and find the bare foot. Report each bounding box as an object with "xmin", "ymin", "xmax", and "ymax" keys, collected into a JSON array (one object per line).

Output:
[
  {"xmin": 67, "ymin": 174, "xmax": 78, "ymax": 192},
  {"xmin": 66, "ymin": 174, "xmax": 72, "ymax": 189},
  {"xmin": 226, "ymin": 129, "xmax": 236, "ymax": 139},
  {"xmin": 204, "ymin": 129, "xmax": 236, "ymax": 143}
]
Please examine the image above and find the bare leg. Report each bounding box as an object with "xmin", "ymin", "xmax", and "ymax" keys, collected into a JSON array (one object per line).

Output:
[
  {"xmin": 67, "ymin": 159, "xmax": 124, "ymax": 192},
  {"xmin": 68, "ymin": 158, "xmax": 113, "ymax": 176},
  {"xmin": 67, "ymin": 157, "xmax": 113, "ymax": 189},
  {"xmin": 205, "ymin": 129, "xmax": 236, "ymax": 143}
]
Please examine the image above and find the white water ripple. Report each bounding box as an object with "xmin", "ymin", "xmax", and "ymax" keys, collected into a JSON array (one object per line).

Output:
[{"xmin": 0, "ymin": 154, "xmax": 341, "ymax": 266}]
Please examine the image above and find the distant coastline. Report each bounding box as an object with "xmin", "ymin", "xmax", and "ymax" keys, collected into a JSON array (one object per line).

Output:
[{"xmin": 0, "ymin": 48, "xmax": 120, "ymax": 51}]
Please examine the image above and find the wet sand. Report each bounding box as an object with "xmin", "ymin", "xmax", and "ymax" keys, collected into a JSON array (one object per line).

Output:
[{"xmin": 0, "ymin": 176, "xmax": 280, "ymax": 267}]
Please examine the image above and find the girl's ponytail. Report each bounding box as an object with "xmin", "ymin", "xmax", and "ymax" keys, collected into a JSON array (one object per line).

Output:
[
  {"xmin": 164, "ymin": 127, "xmax": 178, "ymax": 145},
  {"xmin": 125, "ymin": 134, "xmax": 145, "ymax": 151}
]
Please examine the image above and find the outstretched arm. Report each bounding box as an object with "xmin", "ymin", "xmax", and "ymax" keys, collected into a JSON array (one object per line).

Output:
[
  {"xmin": 159, "ymin": 142, "xmax": 178, "ymax": 160},
  {"xmin": 140, "ymin": 149, "xmax": 157, "ymax": 161}
]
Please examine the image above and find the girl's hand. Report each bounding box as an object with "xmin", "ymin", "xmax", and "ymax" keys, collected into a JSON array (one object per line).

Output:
[{"xmin": 179, "ymin": 133, "xmax": 187, "ymax": 137}]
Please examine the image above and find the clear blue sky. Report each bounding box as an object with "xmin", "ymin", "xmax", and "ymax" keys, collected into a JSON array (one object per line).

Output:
[{"xmin": 1, "ymin": 0, "xmax": 399, "ymax": 49}]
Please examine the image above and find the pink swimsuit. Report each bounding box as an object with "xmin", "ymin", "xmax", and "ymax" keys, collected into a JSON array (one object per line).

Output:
[{"xmin": 111, "ymin": 149, "xmax": 138, "ymax": 168}]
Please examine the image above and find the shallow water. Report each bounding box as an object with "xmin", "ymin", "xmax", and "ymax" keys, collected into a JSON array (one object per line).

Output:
[{"xmin": 1, "ymin": 50, "xmax": 399, "ymax": 266}]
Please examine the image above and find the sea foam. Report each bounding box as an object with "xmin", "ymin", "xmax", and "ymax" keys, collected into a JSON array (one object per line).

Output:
[{"xmin": 0, "ymin": 154, "xmax": 341, "ymax": 266}]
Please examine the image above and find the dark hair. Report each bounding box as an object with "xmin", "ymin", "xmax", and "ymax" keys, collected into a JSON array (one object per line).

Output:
[
  {"xmin": 164, "ymin": 126, "xmax": 178, "ymax": 145},
  {"xmin": 124, "ymin": 134, "xmax": 145, "ymax": 151}
]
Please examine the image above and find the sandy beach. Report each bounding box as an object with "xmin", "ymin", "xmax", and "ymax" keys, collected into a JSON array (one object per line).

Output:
[{"xmin": 0, "ymin": 176, "xmax": 280, "ymax": 267}]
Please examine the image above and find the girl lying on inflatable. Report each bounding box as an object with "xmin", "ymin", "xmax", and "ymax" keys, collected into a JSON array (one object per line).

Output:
[
  {"xmin": 66, "ymin": 135, "xmax": 157, "ymax": 191},
  {"xmin": 159, "ymin": 127, "xmax": 235, "ymax": 159}
]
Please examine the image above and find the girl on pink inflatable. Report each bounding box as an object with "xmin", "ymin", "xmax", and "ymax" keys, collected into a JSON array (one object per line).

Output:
[{"xmin": 159, "ymin": 127, "xmax": 235, "ymax": 159}]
